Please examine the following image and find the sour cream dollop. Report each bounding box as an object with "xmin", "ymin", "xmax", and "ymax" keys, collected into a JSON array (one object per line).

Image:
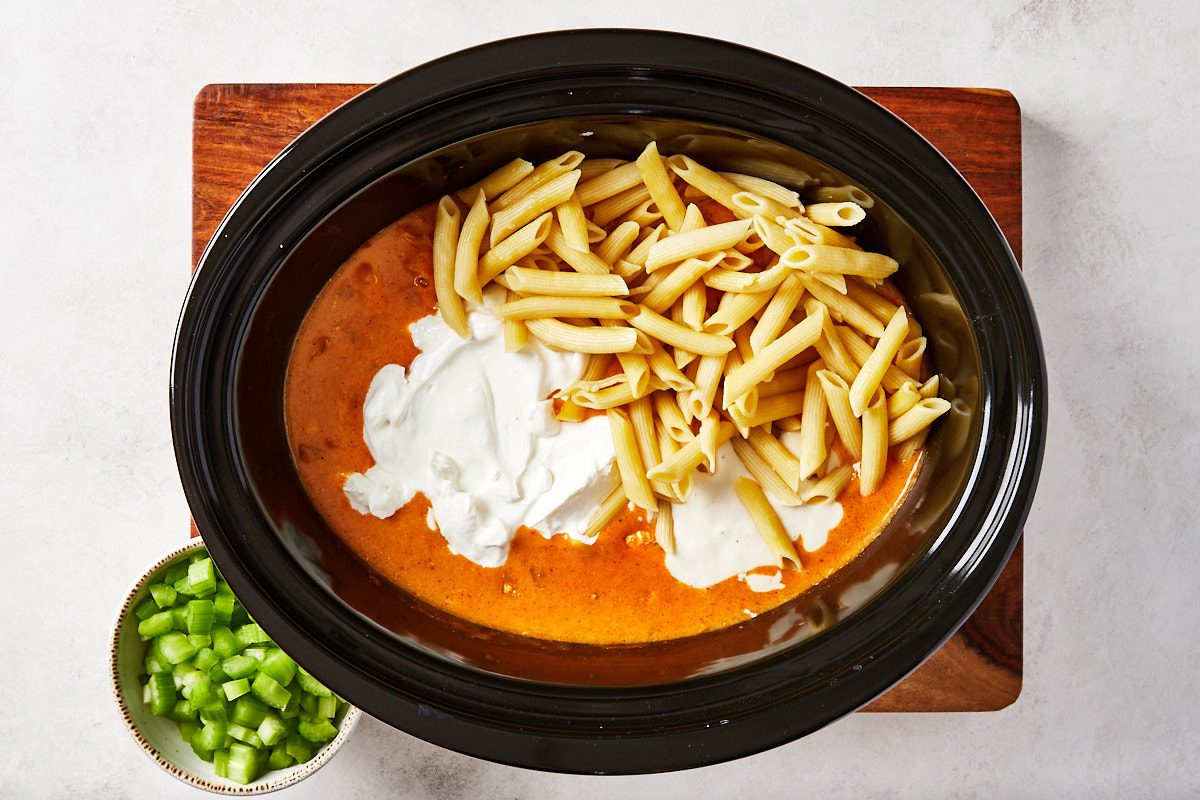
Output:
[{"xmin": 343, "ymin": 309, "xmax": 616, "ymax": 567}]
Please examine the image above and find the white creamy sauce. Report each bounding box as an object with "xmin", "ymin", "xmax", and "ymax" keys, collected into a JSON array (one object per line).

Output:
[
  {"xmin": 345, "ymin": 306, "xmax": 843, "ymax": 589},
  {"xmin": 344, "ymin": 308, "xmax": 616, "ymax": 568},
  {"xmin": 666, "ymin": 444, "xmax": 843, "ymax": 590}
]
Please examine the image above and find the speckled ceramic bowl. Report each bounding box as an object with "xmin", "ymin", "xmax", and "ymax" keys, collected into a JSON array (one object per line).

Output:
[{"xmin": 109, "ymin": 539, "xmax": 361, "ymax": 795}]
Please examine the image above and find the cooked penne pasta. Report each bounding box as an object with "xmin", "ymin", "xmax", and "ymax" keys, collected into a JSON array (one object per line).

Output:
[
  {"xmin": 452, "ymin": 190, "xmax": 489, "ymax": 305},
  {"xmin": 594, "ymin": 220, "xmax": 642, "ymax": 266},
  {"xmin": 478, "ymin": 212, "xmax": 554, "ymax": 286},
  {"xmin": 730, "ymin": 191, "xmax": 800, "ymax": 225},
  {"xmin": 653, "ymin": 390, "xmax": 693, "ymax": 442},
  {"xmin": 432, "ymin": 196, "xmax": 468, "ymax": 337},
  {"xmin": 701, "ymin": 289, "xmax": 774, "ymax": 336},
  {"xmin": 848, "ymin": 307, "xmax": 910, "ymax": 416},
  {"xmin": 666, "ymin": 155, "xmax": 746, "ymax": 215},
  {"xmin": 734, "ymin": 477, "xmax": 801, "ymax": 567},
  {"xmin": 496, "ymin": 296, "xmax": 636, "ymax": 321},
  {"xmin": 616, "ymin": 198, "xmax": 664, "ymax": 229},
  {"xmin": 646, "ymin": 218, "xmax": 753, "ymax": 272},
  {"xmin": 608, "ymin": 408, "xmax": 657, "ymax": 512},
  {"xmin": 592, "ymin": 185, "xmax": 653, "ymax": 227},
  {"xmin": 697, "ymin": 413, "xmax": 721, "ymax": 472},
  {"xmin": 776, "ymin": 414, "xmax": 803, "ymax": 432},
  {"xmin": 806, "ymin": 298, "xmax": 859, "ymax": 383},
  {"xmin": 640, "ymin": 252, "xmax": 723, "ymax": 313},
  {"xmin": 643, "ymin": 339, "xmax": 694, "ymax": 392},
  {"xmin": 576, "ymin": 161, "xmax": 645, "ymax": 207},
  {"xmin": 703, "ymin": 262, "xmax": 790, "ymax": 293},
  {"xmin": 919, "ymin": 374, "xmax": 940, "ymax": 399},
  {"xmin": 887, "ymin": 381, "xmax": 922, "ymax": 419},
  {"xmin": 630, "ymin": 306, "xmax": 735, "ymax": 357},
  {"xmin": 625, "ymin": 223, "xmax": 665, "ymax": 267},
  {"xmin": 782, "ymin": 245, "xmax": 898, "ymax": 279},
  {"xmin": 749, "ymin": 273, "xmax": 806, "ymax": 353},
  {"xmin": 525, "ymin": 318, "xmax": 639, "ymax": 353},
  {"xmin": 456, "ymin": 158, "xmax": 535, "ymax": 203},
  {"xmin": 688, "ymin": 353, "xmax": 727, "ymax": 419},
  {"xmin": 680, "ymin": 281, "xmax": 707, "ymax": 330},
  {"xmin": 583, "ymin": 483, "xmax": 628, "ymax": 539},
  {"xmin": 556, "ymin": 194, "xmax": 590, "ymax": 250},
  {"xmin": 753, "ymin": 214, "xmax": 795, "ymax": 256},
  {"xmin": 490, "ymin": 152, "xmax": 583, "ymax": 212},
  {"xmin": 580, "ymin": 353, "xmax": 611, "ymax": 382},
  {"xmin": 732, "ymin": 391, "xmax": 806, "ymax": 429},
  {"xmin": 894, "ymin": 336, "xmax": 926, "ymax": 378},
  {"xmin": 782, "ymin": 215, "xmax": 861, "ymax": 250},
  {"xmin": 800, "ymin": 274, "xmax": 886, "ymax": 338},
  {"xmin": 636, "ymin": 142, "xmax": 687, "ymax": 230},
  {"xmin": 797, "ymin": 359, "xmax": 829, "ymax": 479},
  {"xmin": 810, "ymin": 184, "xmax": 874, "ymax": 208},
  {"xmin": 628, "ymin": 396, "xmax": 662, "ymax": 476},
  {"xmin": 805, "ymin": 202, "xmax": 866, "ymax": 227},
  {"xmin": 504, "ymin": 266, "xmax": 627, "ymax": 297},
  {"xmin": 543, "ymin": 224, "xmax": 613, "ymax": 275},
  {"xmin": 758, "ymin": 365, "xmax": 808, "ymax": 398},
  {"xmin": 845, "ymin": 276, "xmax": 900, "ymax": 322},
  {"xmin": 836, "ymin": 325, "xmax": 918, "ymax": 393},
  {"xmin": 490, "ymin": 169, "xmax": 581, "ymax": 247},
  {"xmin": 648, "ymin": 421, "xmax": 736, "ymax": 482},
  {"xmin": 577, "ymin": 158, "xmax": 629, "ymax": 183},
  {"xmin": 655, "ymin": 499, "xmax": 675, "ymax": 554},
  {"xmin": 888, "ymin": 397, "xmax": 950, "ymax": 445},
  {"xmin": 679, "ymin": 202, "xmax": 707, "ymax": 232},
  {"xmin": 718, "ymin": 172, "xmax": 804, "ymax": 209},
  {"xmin": 803, "ymin": 464, "xmax": 853, "ymax": 503},
  {"xmin": 746, "ymin": 427, "xmax": 804, "ymax": 491},
  {"xmin": 816, "ymin": 369, "xmax": 862, "ymax": 460},
  {"xmin": 859, "ymin": 390, "xmax": 889, "ymax": 496},
  {"xmin": 732, "ymin": 436, "xmax": 804, "ymax": 505},
  {"xmin": 723, "ymin": 305, "xmax": 825, "ymax": 405},
  {"xmin": 605, "ymin": 322, "xmax": 651, "ymax": 398},
  {"xmin": 502, "ymin": 289, "xmax": 527, "ymax": 352}
]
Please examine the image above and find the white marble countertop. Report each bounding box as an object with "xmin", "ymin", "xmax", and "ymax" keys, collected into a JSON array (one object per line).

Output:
[{"xmin": 2, "ymin": 1, "xmax": 1198, "ymax": 796}]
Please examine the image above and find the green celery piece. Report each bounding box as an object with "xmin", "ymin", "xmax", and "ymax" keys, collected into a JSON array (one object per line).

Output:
[
  {"xmin": 147, "ymin": 672, "xmax": 175, "ymax": 716},
  {"xmin": 187, "ymin": 634, "xmax": 212, "ymax": 650},
  {"xmin": 267, "ymin": 743, "xmax": 294, "ymax": 771},
  {"xmin": 156, "ymin": 632, "xmax": 197, "ymax": 665},
  {"xmin": 173, "ymin": 577, "xmax": 196, "ymax": 597},
  {"xmin": 232, "ymin": 696, "xmax": 268, "ymax": 728},
  {"xmin": 191, "ymin": 742, "xmax": 215, "ymax": 763},
  {"xmin": 171, "ymin": 608, "xmax": 189, "ymax": 630},
  {"xmin": 168, "ymin": 699, "xmax": 197, "ymax": 723},
  {"xmin": 144, "ymin": 654, "xmax": 169, "ymax": 675},
  {"xmin": 133, "ymin": 598, "xmax": 160, "ymax": 621},
  {"xmin": 193, "ymin": 722, "xmax": 228, "ymax": 751},
  {"xmin": 213, "ymin": 594, "xmax": 236, "ymax": 626},
  {"xmin": 137, "ymin": 611, "xmax": 175, "ymax": 639},
  {"xmin": 178, "ymin": 720, "xmax": 201, "ymax": 743},
  {"xmin": 227, "ymin": 723, "xmax": 264, "ymax": 748},
  {"xmin": 316, "ymin": 695, "xmax": 338, "ymax": 719},
  {"xmin": 222, "ymin": 678, "xmax": 251, "ymax": 701},
  {"xmin": 299, "ymin": 693, "xmax": 317, "ymax": 716},
  {"xmin": 226, "ymin": 743, "xmax": 259, "ymax": 786},
  {"xmin": 297, "ymin": 719, "xmax": 338, "ymax": 743},
  {"xmin": 259, "ymin": 650, "xmax": 296, "ymax": 687},
  {"xmin": 295, "ymin": 669, "xmax": 332, "ymax": 698},
  {"xmin": 193, "ymin": 648, "xmax": 220, "ymax": 672},
  {"xmin": 210, "ymin": 625, "xmax": 242, "ymax": 658},
  {"xmin": 187, "ymin": 559, "xmax": 218, "ymax": 597},
  {"xmin": 213, "ymin": 747, "xmax": 230, "ymax": 778},
  {"xmin": 186, "ymin": 675, "xmax": 213, "ymax": 709},
  {"xmin": 257, "ymin": 714, "xmax": 287, "ymax": 747},
  {"xmin": 199, "ymin": 699, "xmax": 229, "ymax": 724},
  {"xmin": 235, "ymin": 624, "xmax": 271, "ymax": 647},
  {"xmin": 280, "ymin": 691, "xmax": 300, "ymax": 719},
  {"xmin": 285, "ymin": 733, "xmax": 313, "ymax": 764},
  {"xmin": 186, "ymin": 599, "xmax": 215, "ymax": 635},
  {"xmin": 163, "ymin": 561, "xmax": 189, "ymax": 585},
  {"xmin": 222, "ymin": 655, "xmax": 259, "ymax": 680},
  {"xmin": 251, "ymin": 674, "xmax": 291, "ymax": 710},
  {"xmin": 149, "ymin": 582, "xmax": 177, "ymax": 609}
]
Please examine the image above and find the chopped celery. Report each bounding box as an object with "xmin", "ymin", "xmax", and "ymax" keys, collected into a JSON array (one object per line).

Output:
[
  {"xmin": 299, "ymin": 693, "xmax": 317, "ymax": 716},
  {"xmin": 168, "ymin": 699, "xmax": 197, "ymax": 723},
  {"xmin": 149, "ymin": 582, "xmax": 177, "ymax": 609},
  {"xmin": 235, "ymin": 624, "xmax": 271, "ymax": 647},
  {"xmin": 173, "ymin": 577, "xmax": 196, "ymax": 597},
  {"xmin": 267, "ymin": 743, "xmax": 294, "ymax": 770},
  {"xmin": 297, "ymin": 719, "xmax": 338, "ymax": 743},
  {"xmin": 178, "ymin": 720, "xmax": 201, "ymax": 743},
  {"xmin": 193, "ymin": 722, "xmax": 227, "ymax": 751},
  {"xmin": 251, "ymin": 674, "xmax": 291, "ymax": 710},
  {"xmin": 187, "ymin": 634, "xmax": 211, "ymax": 649},
  {"xmin": 133, "ymin": 598, "xmax": 160, "ymax": 621},
  {"xmin": 144, "ymin": 654, "xmax": 169, "ymax": 675},
  {"xmin": 137, "ymin": 610, "xmax": 175, "ymax": 639},
  {"xmin": 199, "ymin": 700, "xmax": 229, "ymax": 724},
  {"xmin": 242, "ymin": 646, "xmax": 268, "ymax": 663},
  {"xmin": 221, "ymin": 655, "xmax": 258, "ymax": 680},
  {"xmin": 171, "ymin": 608, "xmax": 189, "ymax": 630},
  {"xmin": 316, "ymin": 695, "xmax": 338, "ymax": 719},
  {"xmin": 257, "ymin": 714, "xmax": 287, "ymax": 747},
  {"xmin": 156, "ymin": 632, "xmax": 197, "ymax": 665},
  {"xmin": 163, "ymin": 562, "xmax": 189, "ymax": 586},
  {"xmin": 259, "ymin": 650, "xmax": 296, "ymax": 687},
  {"xmin": 147, "ymin": 672, "xmax": 175, "ymax": 716},
  {"xmin": 213, "ymin": 594, "xmax": 236, "ymax": 626},
  {"xmin": 186, "ymin": 599, "xmax": 215, "ymax": 635},
  {"xmin": 222, "ymin": 678, "xmax": 251, "ymax": 701},
  {"xmin": 295, "ymin": 669, "xmax": 332, "ymax": 698},
  {"xmin": 226, "ymin": 742, "xmax": 259, "ymax": 785},
  {"xmin": 285, "ymin": 733, "xmax": 313, "ymax": 764},
  {"xmin": 232, "ymin": 696, "xmax": 268, "ymax": 728},
  {"xmin": 210, "ymin": 625, "xmax": 242, "ymax": 658},
  {"xmin": 228, "ymin": 723, "xmax": 264, "ymax": 748},
  {"xmin": 187, "ymin": 559, "xmax": 218, "ymax": 597},
  {"xmin": 192, "ymin": 648, "xmax": 220, "ymax": 671},
  {"xmin": 213, "ymin": 748, "xmax": 230, "ymax": 778},
  {"xmin": 191, "ymin": 742, "xmax": 215, "ymax": 762}
]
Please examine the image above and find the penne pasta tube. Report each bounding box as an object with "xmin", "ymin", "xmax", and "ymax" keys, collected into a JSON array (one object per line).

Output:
[
  {"xmin": 734, "ymin": 477, "xmax": 801, "ymax": 567},
  {"xmin": 680, "ymin": 281, "xmax": 708, "ymax": 330},
  {"xmin": 845, "ymin": 276, "xmax": 900, "ymax": 322},
  {"xmin": 577, "ymin": 158, "xmax": 629, "ymax": 183},
  {"xmin": 583, "ymin": 483, "xmax": 628, "ymax": 539},
  {"xmin": 432, "ymin": 196, "xmax": 469, "ymax": 337},
  {"xmin": 848, "ymin": 307, "xmax": 910, "ymax": 416},
  {"xmin": 701, "ymin": 289, "xmax": 774, "ymax": 336},
  {"xmin": 630, "ymin": 306, "xmax": 735, "ymax": 356},
  {"xmin": 576, "ymin": 161, "xmax": 645, "ymax": 206},
  {"xmin": 665, "ymin": 155, "xmax": 747, "ymax": 216},
  {"xmin": 478, "ymin": 212, "xmax": 553, "ymax": 286},
  {"xmin": 644, "ymin": 338, "xmax": 695, "ymax": 392},
  {"xmin": 781, "ymin": 215, "xmax": 861, "ymax": 250},
  {"xmin": 586, "ymin": 221, "xmax": 608, "ymax": 243},
  {"xmin": 747, "ymin": 426, "xmax": 805, "ymax": 492},
  {"xmin": 504, "ymin": 266, "xmax": 628, "ymax": 297},
  {"xmin": 723, "ymin": 305, "xmax": 825, "ymax": 406},
  {"xmin": 646, "ymin": 218, "xmax": 752, "ymax": 272},
  {"xmin": 733, "ymin": 391, "xmax": 806, "ymax": 429},
  {"xmin": 797, "ymin": 359, "xmax": 829, "ymax": 479},
  {"xmin": 456, "ymin": 157, "xmax": 535, "ymax": 203},
  {"xmin": 805, "ymin": 202, "xmax": 866, "ymax": 227},
  {"xmin": 605, "ymin": 322, "xmax": 651, "ymax": 398},
  {"xmin": 753, "ymin": 214, "xmax": 795, "ymax": 256},
  {"xmin": 625, "ymin": 223, "xmax": 665, "ymax": 267},
  {"xmin": 816, "ymin": 369, "xmax": 862, "ymax": 461},
  {"xmin": 502, "ymin": 289, "xmax": 527, "ymax": 352},
  {"xmin": 803, "ymin": 464, "xmax": 853, "ymax": 503},
  {"xmin": 496, "ymin": 296, "xmax": 637, "ymax": 321},
  {"xmin": 718, "ymin": 172, "xmax": 804, "ymax": 209},
  {"xmin": 717, "ymin": 249, "xmax": 755, "ymax": 271},
  {"xmin": 806, "ymin": 298, "xmax": 859, "ymax": 383},
  {"xmin": 490, "ymin": 169, "xmax": 581, "ymax": 246},
  {"xmin": 608, "ymin": 408, "xmax": 659, "ymax": 512},
  {"xmin": 859, "ymin": 390, "xmax": 889, "ymax": 496},
  {"xmin": 555, "ymin": 399, "xmax": 586, "ymax": 422},
  {"xmin": 525, "ymin": 318, "xmax": 639, "ymax": 353},
  {"xmin": 810, "ymin": 185, "xmax": 874, "ymax": 208},
  {"xmin": 594, "ymin": 220, "xmax": 642, "ymax": 266},
  {"xmin": 453, "ymin": 190, "xmax": 489, "ymax": 304},
  {"xmin": 687, "ymin": 353, "xmax": 727, "ymax": 419},
  {"xmin": 616, "ymin": 198, "xmax": 663, "ymax": 229},
  {"xmin": 655, "ymin": 499, "xmax": 675, "ymax": 554},
  {"xmin": 636, "ymin": 142, "xmax": 687, "ymax": 230},
  {"xmin": 749, "ymin": 273, "xmax": 805, "ymax": 352},
  {"xmin": 888, "ymin": 398, "xmax": 951, "ymax": 445},
  {"xmin": 782, "ymin": 245, "xmax": 898, "ymax": 279},
  {"xmin": 555, "ymin": 194, "xmax": 590, "ymax": 250},
  {"xmin": 718, "ymin": 155, "xmax": 816, "ymax": 189},
  {"xmin": 490, "ymin": 151, "xmax": 584, "ymax": 212},
  {"xmin": 639, "ymin": 252, "xmax": 723, "ymax": 313},
  {"xmin": 730, "ymin": 191, "xmax": 801, "ymax": 225},
  {"xmin": 703, "ymin": 262, "xmax": 790, "ymax": 293},
  {"xmin": 580, "ymin": 353, "xmax": 611, "ymax": 382},
  {"xmin": 653, "ymin": 390, "xmax": 693, "ymax": 442},
  {"xmin": 894, "ymin": 428, "xmax": 929, "ymax": 464},
  {"xmin": 758, "ymin": 365, "xmax": 809, "ymax": 398},
  {"xmin": 628, "ymin": 396, "xmax": 662, "ymax": 475},
  {"xmin": 543, "ymin": 224, "xmax": 613, "ymax": 275},
  {"xmin": 836, "ymin": 325, "xmax": 918, "ymax": 393},
  {"xmin": 887, "ymin": 382, "xmax": 922, "ymax": 419},
  {"xmin": 894, "ymin": 336, "xmax": 927, "ymax": 378},
  {"xmin": 800, "ymin": 274, "xmax": 885, "ymax": 338},
  {"xmin": 679, "ymin": 202, "xmax": 707, "ymax": 232},
  {"xmin": 648, "ymin": 421, "xmax": 736, "ymax": 483},
  {"xmin": 591, "ymin": 185, "xmax": 653, "ymax": 227},
  {"xmin": 697, "ymin": 413, "xmax": 721, "ymax": 472},
  {"xmin": 732, "ymin": 436, "xmax": 805, "ymax": 505},
  {"xmin": 775, "ymin": 414, "xmax": 803, "ymax": 432},
  {"xmin": 919, "ymin": 374, "xmax": 941, "ymax": 398}
]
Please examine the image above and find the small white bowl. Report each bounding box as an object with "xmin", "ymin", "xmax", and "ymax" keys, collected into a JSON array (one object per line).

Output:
[{"xmin": 110, "ymin": 539, "xmax": 361, "ymax": 795}]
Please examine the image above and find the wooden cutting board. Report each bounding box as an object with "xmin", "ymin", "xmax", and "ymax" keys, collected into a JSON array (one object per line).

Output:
[{"xmin": 192, "ymin": 84, "xmax": 1023, "ymax": 712}]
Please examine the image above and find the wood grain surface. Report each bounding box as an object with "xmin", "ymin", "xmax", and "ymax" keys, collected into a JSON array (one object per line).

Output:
[{"xmin": 192, "ymin": 83, "xmax": 1023, "ymax": 712}]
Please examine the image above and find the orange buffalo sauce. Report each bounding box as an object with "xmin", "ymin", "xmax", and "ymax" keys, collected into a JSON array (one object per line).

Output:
[{"xmin": 284, "ymin": 204, "xmax": 919, "ymax": 645}]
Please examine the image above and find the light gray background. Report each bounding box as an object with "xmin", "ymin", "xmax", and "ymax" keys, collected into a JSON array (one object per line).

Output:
[{"xmin": 2, "ymin": 1, "xmax": 1197, "ymax": 797}]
